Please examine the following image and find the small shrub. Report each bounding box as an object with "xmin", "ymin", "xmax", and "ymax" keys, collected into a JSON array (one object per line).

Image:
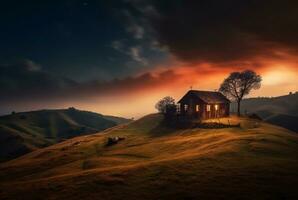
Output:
[
  {"xmin": 196, "ymin": 122, "xmax": 240, "ymax": 129},
  {"xmin": 106, "ymin": 136, "xmax": 125, "ymax": 146}
]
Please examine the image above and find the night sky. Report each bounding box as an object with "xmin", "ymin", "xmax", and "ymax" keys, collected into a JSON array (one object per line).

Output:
[{"xmin": 1, "ymin": 0, "xmax": 297, "ymax": 117}]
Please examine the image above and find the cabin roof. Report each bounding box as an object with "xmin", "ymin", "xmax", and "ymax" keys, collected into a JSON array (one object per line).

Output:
[{"xmin": 178, "ymin": 90, "xmax": 230, "ymax": 104}]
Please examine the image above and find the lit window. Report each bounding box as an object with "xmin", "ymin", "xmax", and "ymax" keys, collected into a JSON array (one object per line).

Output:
[
  {"xmin": 196, "ymin": 105, "xmax": 200, "ymax": 112},
  {"xmin": 206, "ymin": 105, "xmax": 211, "ymax": 112},
  {"xmin": 215, "ymin": 104, "xmax": 219, "ymax": 111},
  {"xmin": 184, "ymin": 104, "xmax": 188, "ymax": 111}
]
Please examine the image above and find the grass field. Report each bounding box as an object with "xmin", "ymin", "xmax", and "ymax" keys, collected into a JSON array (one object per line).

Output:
[
  {"xmin": 0, "ymin": 108, "xmax": 131, "ymax": 161},
  {"xmin": 0, "ymin": 114, "xmax": 298, "ymax": 199}
]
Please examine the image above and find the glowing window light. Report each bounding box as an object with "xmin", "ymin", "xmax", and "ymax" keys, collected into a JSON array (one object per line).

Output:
[
  {"xmin": 215, "ymin": 104, "xmax": 219, "ymax": 111},
  {"xmin": 206, "ymin": 105, "xmax": 211, "ymax": 112}
]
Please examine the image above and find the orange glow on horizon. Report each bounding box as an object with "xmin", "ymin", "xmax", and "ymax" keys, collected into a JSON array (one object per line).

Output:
[
  {"xmin": 19, "ymin": 56, "xmax": 296, "ymax": 119},
  {"xmin": 62, "ymin": 60, "xmax": 297, "ymax": 119}
]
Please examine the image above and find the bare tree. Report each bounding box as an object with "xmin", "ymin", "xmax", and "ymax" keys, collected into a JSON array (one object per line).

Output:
[
  {"xmin": 155, "ymin": 96, "xmax": 175, "ymax": 114},
  {"xmin": 219, "ymin": 70, "xmax": 262, "ymax": 116}
]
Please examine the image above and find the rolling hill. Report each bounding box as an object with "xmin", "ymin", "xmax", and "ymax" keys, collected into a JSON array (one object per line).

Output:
[
  {"xmin": 0, "ymin": 108, "xmax": 131, "ymax": 162},
  {"xmin": 0, "ymin": 114, "xmax": 298, "ymax": 199},
  {"xmin": 231, "ymin": 92, "xmax": 298, "ymax": 132}
]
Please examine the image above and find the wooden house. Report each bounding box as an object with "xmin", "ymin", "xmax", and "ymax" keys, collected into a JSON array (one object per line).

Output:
[{"xmin": 177, "ymin": 90, "xmax": 230, "ymax": 119}]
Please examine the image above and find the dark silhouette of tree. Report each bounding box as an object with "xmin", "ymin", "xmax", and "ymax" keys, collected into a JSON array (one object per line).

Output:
[
  {"xmin": 219, "ymin": 70, "xmax": 262, "ymax": 116},
  {"xmin": 155, "ymin": 96, "xmax": 175, "ymax": 114}
]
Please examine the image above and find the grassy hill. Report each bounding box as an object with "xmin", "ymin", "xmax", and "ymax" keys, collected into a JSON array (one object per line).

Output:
[
  {"xmin": 0, "ymin": 114, "xmax": 298, "ymax": 199},
  {"xmin": 0, "ymin": 108, "xmax": 131, "ymax": 162},
  {"xmin": 231, "ymin": 93, "xmax": 298, "ymax": 132}
]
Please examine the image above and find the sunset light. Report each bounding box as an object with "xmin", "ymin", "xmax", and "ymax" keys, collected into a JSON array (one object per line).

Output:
[
  {"xmin": 0, "ymin": 2, "xmax": 298, "ymax": 199},
  {"xmin": 263, "ymin": 67, "xmax": 297, "ymax": 86}
]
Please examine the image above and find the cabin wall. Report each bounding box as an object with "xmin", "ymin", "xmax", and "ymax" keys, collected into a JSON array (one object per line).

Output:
[
  {"xmin": 179, "ymin": 98, "xmax": 205, "ymax": 118},
  {"xmin": 179, "ymin": 101, "xmax": 230, "ymax": 119},
  {"xmin": 225, "ymin": 103, "xmax": 230, "ymax": 117},
  {"xmin": 206, "ymin": 103, "xmax": 229, "ymax": 119},
  {"xmin": 178, "ymin": 92, "xmax": 230, "ymax": 119}
]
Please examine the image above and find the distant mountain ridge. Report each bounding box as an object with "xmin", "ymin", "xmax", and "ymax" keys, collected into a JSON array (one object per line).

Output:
[
  {"xmin": 231, "ymin": 92, "xmax": 298, "ymax": 132},
  {"xmin": 0, "ymin": 108, "xmax": 132, "ymax": 161}
]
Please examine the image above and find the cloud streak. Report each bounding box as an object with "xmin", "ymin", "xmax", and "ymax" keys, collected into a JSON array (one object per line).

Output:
[
  {"xmin": 0, "ymin": 61, "xmax": 178, "ymax": 104},
  {"xmin": 129, "ymin": 46, "xmax": 148, "ymax": 65},
  {"xmin": 1, "ymin": 1, "xmax": 298, "ymax": 117}
]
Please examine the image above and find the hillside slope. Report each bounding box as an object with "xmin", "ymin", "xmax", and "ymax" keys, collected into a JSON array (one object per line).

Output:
[
  {"xmin": 0, "ymin": 108, "xmax": 131, "ymax": 161},
  {"xmin": 231, "ymin": 93, "xmax": 298, "ymax": 132},
  {"xmin": 0, "ymin": 114, "xmax": 298, "ymax": 199}
]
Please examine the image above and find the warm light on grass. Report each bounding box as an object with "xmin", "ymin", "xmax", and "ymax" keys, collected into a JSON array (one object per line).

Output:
[{"xmin": 1, "ymin": 114, "xmax": 298, "ymax": 199}]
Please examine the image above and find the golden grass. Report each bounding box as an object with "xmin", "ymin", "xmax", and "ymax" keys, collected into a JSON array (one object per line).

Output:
[{"xmin": 0, "ymin": 114, "xmax": 298, "ymax": 199}]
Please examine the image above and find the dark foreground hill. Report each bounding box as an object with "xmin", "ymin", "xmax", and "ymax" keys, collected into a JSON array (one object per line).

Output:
[
  {"xmin": 231, "ymin": 92, "xmax": 298, "ymax": 132},
  {"xmin": 0, "ymin": 108, "xmax": 131, "ymax": 161},
  {"xmin": 0, "ymin": 114, "xmax": 297, "ymax": 199}
]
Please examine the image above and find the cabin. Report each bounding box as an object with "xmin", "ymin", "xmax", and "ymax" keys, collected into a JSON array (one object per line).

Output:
[{"xmin": 177, "ymin": 90, "xmax": 230, "ymax": 120}]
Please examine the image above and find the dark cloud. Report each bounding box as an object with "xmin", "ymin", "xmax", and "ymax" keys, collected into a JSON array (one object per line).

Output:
[
  {"xmin": 141, "ymin": 0, "xmax": 298, "ymax": 64},
  {"xmin": 0, "ymin": 61, "xmax": 178, "ymax": 105},
  {"xmin": 77, "ymin": 69, "xmax": 178, "ymax": 97},
  {"xmin": 0, "ymin": 60, "xmax": 77, "ymax": 100},
  {"xmin": 1, "ymin": 1, "xmax": 297, "ymax": 116}
]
